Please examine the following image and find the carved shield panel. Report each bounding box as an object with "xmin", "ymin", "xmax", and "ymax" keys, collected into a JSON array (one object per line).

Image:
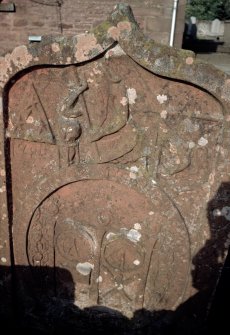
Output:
[{"xmin": 6, "ymin": 55, "xmax": 223, "ymax": 314}]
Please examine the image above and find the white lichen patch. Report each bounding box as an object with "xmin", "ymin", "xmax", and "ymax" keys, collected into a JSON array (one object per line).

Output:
[
  {"xmin": 127, "ymin": 88, "xmax": 137, "ymax": 105},
  {"xmin": 186, "ymin": 57, "xmax": 194, "ymax": 65},
  {"xmin": 76, "ymin": 262, "xmax": 94, "ymax": 276},
  {"xmin": 208, "ymin": 172, "xmax": 215, "ymax": 185},
  {"xmin": 127, "ymin": 229, "xmax": 141, "ymax": 243},
  {"xmin": 120, "ymin": 96, "xmax": 128, "ymax": 106},
  {"xmin": 87, "ymin": 78, "xmax": 94, "ymax": 83},
  {"xmin": 134, "ymin": 223, "xmax": 141, "ymax": 230},
  {"xmin": 176, "ymin": 157, "xmax": 181, "ymax": 164},
  {"xmin": 0, "ymin": 169, "xmax": 5, "ymax": 177},
  {"xmin": 188, "ymin": 141, "xmax": 195, "ymax": 149},
  {"xmin": 129, "ymin": 172, "xmax": 137, "ymax": 179},
  {"xmin": 106, "ymin": 232, "xmax": 116, "ymax": 240},
  {"xmin": 26, "ymin": 116, "xmax": 34, "ymax": 124},
  {"xmin": 5, "ymin": 131, "xmax": 10, "ymax": 138},
  {"xmin": 198, "ymin": 137, "xmax": 208, "ymax": 146},
  {"xmin": 117, "ymin": 284, "xmax": 123, "ymax": 290},
  {"xmin": 0, "ymin": 185, "xmax": 6, "ymax": 193},
  {"xmin": 96, "ymin": 276, "xmax": 103, "ymax": 283},
  {"xmin": 130, "ymin": 166, "xmax": 139, "ymax": 173},
  {"xmin": 7, "ymin": 118, "xmax": 14, "ymax": 131},
  {"xmin": 51, "ymin": 43, "xmax": 60, "ymax": 53},
  {"xmin": 1, "ymin": 257, "xmax": 7, "ymax": 263},
  {"xmin": 133, "ymin": 259, "xmax": 140, "ymax": 266},
  {"xmin": 213, "ymin": 209, "xmax": 222, "ymax": 217},
  {"xmin": 212, "ymin": 207, "xmax": 230, "ymax": 221},
  {"xmin": 157, "ymin": 94, "xmax": 168, "ymax": 104},
  {"xmin": 105, "ymin": 45, "xmax": 126, "ymax": 59},
  {"xmin": 93, "ymin": 67, "xmax": 102, "ymax": 75},
  {"xmin": 129, "ymin": 165, "xmax": 139, "ymax": 179},
  {"xmin": 160, "ymin": 110, "xmax": 168, "ymax": 119},
  {"xmin": 65, "ymin": 218, "xmax": 75, "ymax": 226},
  {"xmin": 169, "ymin": 142, "xmax": 177, "ymax": 154},
  {"xmin": 221, "ymin": 206, "xmax": 230, "ymax": 221}
]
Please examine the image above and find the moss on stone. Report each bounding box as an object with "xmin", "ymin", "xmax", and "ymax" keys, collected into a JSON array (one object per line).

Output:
[{"xmin": 92, "ymin": 20, "xmax": 113, "ymax": 45}]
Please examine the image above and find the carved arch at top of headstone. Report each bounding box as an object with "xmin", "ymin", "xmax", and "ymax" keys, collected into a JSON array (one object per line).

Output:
[
  {"xmin": 1, "ymin": 2, "xmax": 230, "ymax": 323},
  {"xmin": 0, "ymin": 3, "xmax": 229, "ymax": 102}
]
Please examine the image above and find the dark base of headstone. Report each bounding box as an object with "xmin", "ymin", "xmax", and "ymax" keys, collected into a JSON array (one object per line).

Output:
[{"xmin": 0, "ymin": 301, "xmax": 210, "ymax": 335}]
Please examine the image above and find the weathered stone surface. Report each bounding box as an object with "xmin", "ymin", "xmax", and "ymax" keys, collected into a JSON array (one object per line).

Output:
[{"xmin": 1, "ymin": 3, "xmax": 230, "ymax": 333}]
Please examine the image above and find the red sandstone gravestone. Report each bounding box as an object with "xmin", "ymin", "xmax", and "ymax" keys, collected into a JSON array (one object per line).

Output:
[{"xmin": 1, "ymin": 3, "xmax": 230, "ymax": 328}]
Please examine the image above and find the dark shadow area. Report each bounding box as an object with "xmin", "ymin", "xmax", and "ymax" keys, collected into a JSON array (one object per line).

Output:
[
  {"xmin": 1, "ymin": 183, "xmax": 230, "ymax": 334},
  {"xmin": 207, "ymin": 247, "xmax": 230, "ymax": 334},
  {"xmin": 182, "ymin": 22, "xmax": 224, "ymax": 53},
  {"xmin": 205, "ymin": 183, "xmax": 230, "ymax": 333},
  {"xmin": 0, "ymin": 265, "xmax": 174, "ymax": 335}
]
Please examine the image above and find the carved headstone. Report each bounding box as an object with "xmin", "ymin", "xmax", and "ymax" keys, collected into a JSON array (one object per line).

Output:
[
  {"xmin": 211, "ymin": 18, "xmax": 223, "ymax": 36},
  {"xmin": 1, "ymin": 3, "xmax": 230, "ymax": 332}
]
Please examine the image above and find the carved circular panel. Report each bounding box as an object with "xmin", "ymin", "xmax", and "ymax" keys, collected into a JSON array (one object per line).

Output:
[{"xmin": 27, "ymin": 179, "xmax": 190, "ymax": 315}]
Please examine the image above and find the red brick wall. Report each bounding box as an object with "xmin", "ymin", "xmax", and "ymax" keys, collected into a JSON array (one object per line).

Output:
[{"xmin": 0, "ymin": 0, "xmax": 186, "ymax": 56}]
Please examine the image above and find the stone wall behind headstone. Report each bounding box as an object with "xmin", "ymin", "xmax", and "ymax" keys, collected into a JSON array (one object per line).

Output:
[{"xmin": 0, "ymin": 0, "xmax": 186, "ymax": 56}]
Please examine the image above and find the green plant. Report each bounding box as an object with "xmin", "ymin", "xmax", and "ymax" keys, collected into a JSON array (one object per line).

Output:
[
  {"xmin": 186, "ymin": 0, "xmax": 230, "ymax": 20},
  {"xmin": 224, "ymin": 0, "xmax": 230, "ymax": 19}
]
